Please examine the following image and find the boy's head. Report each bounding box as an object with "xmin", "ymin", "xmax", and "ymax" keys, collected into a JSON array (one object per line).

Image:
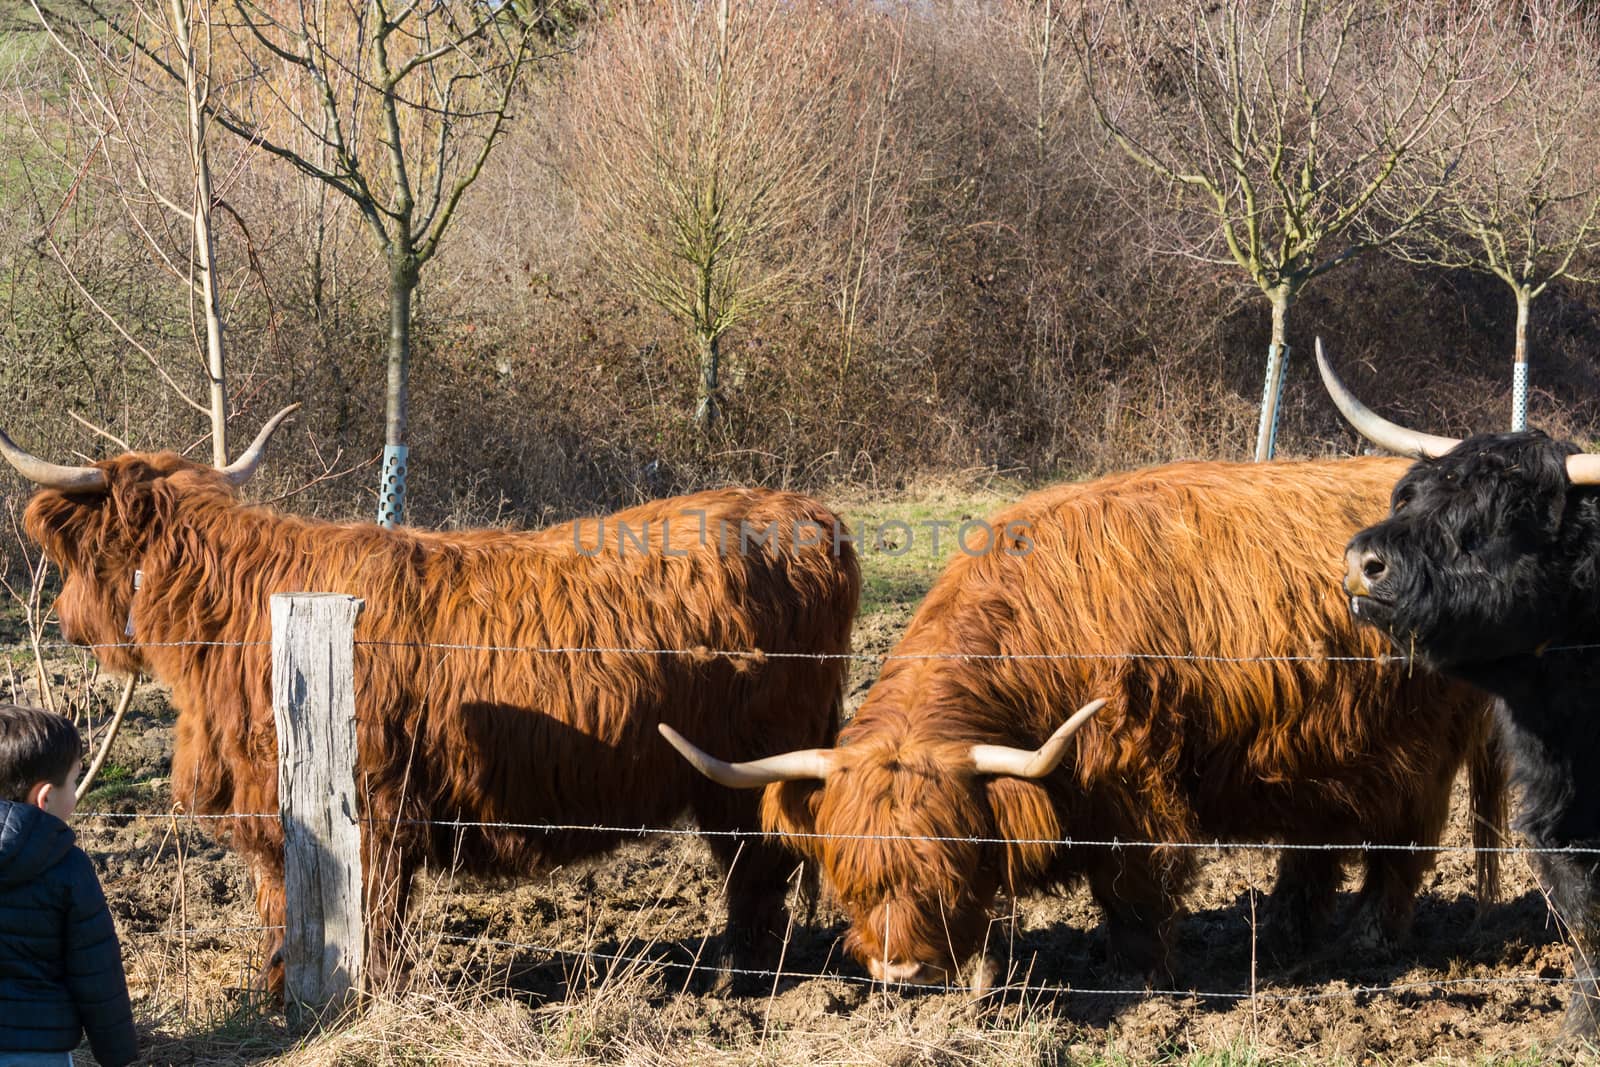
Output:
[{"xmin": 0, "ymin": 704, "xmax": 84, "ymax": 820}]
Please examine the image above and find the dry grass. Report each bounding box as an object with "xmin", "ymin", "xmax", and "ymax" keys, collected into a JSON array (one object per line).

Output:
[
  {"xmin": 90, "ymin": 810, "xmax": 1588, "ymax": 1067},
  {"xmin": 137, "ymin": 969, "xmax": 1093, "ymax": 1067},
  {"xmin": 124, "ymin": 959, "xmax": 1582, "ymax": 1066}
]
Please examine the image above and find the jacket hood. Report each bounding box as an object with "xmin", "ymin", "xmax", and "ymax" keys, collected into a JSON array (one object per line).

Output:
[{"xmin": 0, "ymin": 800, "xmax": 73, "ymax": 887}]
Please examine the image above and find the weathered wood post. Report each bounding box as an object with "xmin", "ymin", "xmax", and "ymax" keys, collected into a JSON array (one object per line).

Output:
[{"xmin": 271, "ymin": 592, "xmax": 366, "ymax": 1018}]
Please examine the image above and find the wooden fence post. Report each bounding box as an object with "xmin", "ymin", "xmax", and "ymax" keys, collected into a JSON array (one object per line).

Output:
[{"xmin": 271, "ymin": 592, "xmax": 366, "ymax": 1017}]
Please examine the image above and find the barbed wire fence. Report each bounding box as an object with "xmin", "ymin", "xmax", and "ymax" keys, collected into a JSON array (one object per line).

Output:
[
  {"xmin": 4, "ymin": 600, "xmax": 1589, "ymax": 1027},
  {"xmin": 63, "ymin": 805, "xmax": 1586, "ymax": 1020}
]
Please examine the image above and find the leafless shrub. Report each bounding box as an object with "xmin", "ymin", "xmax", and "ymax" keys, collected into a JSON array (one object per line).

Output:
[
  {"xmin": 566, "ymin": 0, "xmax": 873, "ymax": 433},
  {"xmin": 1382, "ymin": 1, "xmax": 1600, "ymax": 430},
  {"xmin": 1084, "ymin": 0, "xmax": 1494, "ymax": 459}
]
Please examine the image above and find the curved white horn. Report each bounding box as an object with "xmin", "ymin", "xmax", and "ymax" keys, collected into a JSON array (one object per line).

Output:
[
  {"xmin": 659, "ymin": 723, "xmax": 834, "ymax": 788},
  {"xmin": 218, "ymin": 404, "xmax": 301, "ymax": 486},
  {"xmin": 1566, "ymin": 454, "xmax": 1600, "ymax": 486},
  {"xmin": 0, "ymin": 429, "xmax": 109, "ymax": 493},
  {"xmin": 1315, "ymin": 339, "xmax": 1460, "ymax": 459},
  {"xmin": 970, "ymin": 698, "xmax": 1108, "ymax": 779}
]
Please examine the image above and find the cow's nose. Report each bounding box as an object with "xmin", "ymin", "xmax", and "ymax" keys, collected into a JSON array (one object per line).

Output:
[
  {"xmin": 1344, "ymin": 545, "xmax": 1386, "ymax": 596},
  {"xmin": 868, "ymin": 958, "xmax": 932, "ymax": 985}
]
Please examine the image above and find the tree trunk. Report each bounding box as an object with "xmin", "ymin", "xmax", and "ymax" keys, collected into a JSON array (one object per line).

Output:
[
  {"xmin": 1511, "ymin": 288, "xmax": 1530, "ymax": 432},
  {"xmin": 376, "ymin": 254, "xmax": 417, "ymax": 528},
  {"xmin": 695, "ymin": 330, "xmax": 721, "ymax": 431},
  {"xmin": 170, "ymin": 0, "xmax": 228, "ymax": 466},
  {"xmin": 1252, "ymin": 287, "xmax": 1294, "ymax": 462}
]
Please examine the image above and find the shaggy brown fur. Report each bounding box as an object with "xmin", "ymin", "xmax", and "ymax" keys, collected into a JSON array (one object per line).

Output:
[
  {"xmin": 23, "ymin": 452, "xmax": 858, "ymax": 989},
  {"xmin": 762, "ymin": 457, "xmax": 1503, "ymax": 987}
]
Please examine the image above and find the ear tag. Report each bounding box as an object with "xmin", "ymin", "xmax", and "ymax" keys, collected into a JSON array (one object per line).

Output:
[
  {"xmin": 1534, "ymin": 640, "xmax": 1550, "ymax": 658},
  {"xmin": 125, "ymin": 570, "xmax": 142, "ymax": 637}
]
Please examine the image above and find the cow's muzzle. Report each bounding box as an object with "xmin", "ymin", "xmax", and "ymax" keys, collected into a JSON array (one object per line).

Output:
[
  {"xmin": 868, "ymin": 958, "xmax": 943, "ymax": 985},
  {"xmin": 866, "ymin": 955, "xmax": 997, "ymax": 994},
  {"xmin": 1343, "ymin": 544, "xmax": 1387, "ymax": 598}
]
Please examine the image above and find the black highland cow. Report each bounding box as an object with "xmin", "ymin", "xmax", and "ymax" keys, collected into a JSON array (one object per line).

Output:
[{"xmin": 1318, "ymin": 339, "xmax": 1600, "ymax": 1040}]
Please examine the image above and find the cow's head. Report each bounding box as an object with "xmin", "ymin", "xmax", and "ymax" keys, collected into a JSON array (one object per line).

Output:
[
  {"xmin": 0, "ymin": 408, "xmax": 299, "ymax": 672},
  {"xmin": 1317, "ymin": 340, "xmax": 1600, "ymax": 667},
  {"xmin": 661, "ymin": 697, "xmax": 1105, "ymax": 990}
]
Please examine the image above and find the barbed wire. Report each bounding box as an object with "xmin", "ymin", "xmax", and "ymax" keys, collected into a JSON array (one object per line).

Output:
[
  {"xmin": 87, "ymin": 831, "xmax": 1592, "ymax": 1033},
  {"xmin": 83, "ymin": 810, "xmax": 261, "ymax": 822},
  {"xmin": 124, "ymin": 924, "xmax": 284, "ymax": 939},
  {"xmin": 11, "ymin": 636, "xmax": 1402, "ymax": 663},
  {"xmin": 12, "ymin": 572, "xmax": 1594, "ymax": 1024},
  {"xmin": 28, "ymin": 622, "xmax": 1598, "ymax": 1016},
  {"xmin": 12, "ymin": 635, "xmax": 1600, "ymax": 663},
  {"xmin": 71, "ymin": 809, "xmax": 1600, "ymax": 856}
]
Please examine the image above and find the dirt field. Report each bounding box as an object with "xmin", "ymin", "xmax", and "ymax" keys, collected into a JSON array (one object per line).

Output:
[{"xmin": 56, "ymin": 612, "xmax": 1584, "ymax": 1066}]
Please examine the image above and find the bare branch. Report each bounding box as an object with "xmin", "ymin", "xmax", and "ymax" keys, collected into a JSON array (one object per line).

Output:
[{"xmin": 68, "ymin": 410, "xmax": 132, "ymax": 452}]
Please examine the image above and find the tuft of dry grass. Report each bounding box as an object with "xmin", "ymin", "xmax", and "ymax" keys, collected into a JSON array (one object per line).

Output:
[{"xmin": 225, "ymin": 978, "xmax": 1091, "ymax": 1067}]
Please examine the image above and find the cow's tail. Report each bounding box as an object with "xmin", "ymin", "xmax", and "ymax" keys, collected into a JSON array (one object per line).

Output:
[{"xmin": 1470, "ymin": 702, "xmax": 1509, "ymax": 907}]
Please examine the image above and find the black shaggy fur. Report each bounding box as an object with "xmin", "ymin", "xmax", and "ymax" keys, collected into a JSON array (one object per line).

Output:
[{"xmin": 1347, "ymin": 430, "xmax": 1600, "ymax": 1039}]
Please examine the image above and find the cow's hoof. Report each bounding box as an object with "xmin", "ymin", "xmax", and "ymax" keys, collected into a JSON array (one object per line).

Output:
[
  {"xmin": 250, "ymin": 947, "xmax": 286, "ymax": 1001},
  {"xmin": 1104, "ymin": 920, "xmax": 1168, "ymax": 982},
  {"xmin": 706, "ymin": 965, "xmax": 759, "ymax": 997},
  {"xmin": 966, "ymin": 955, "xmax": 1000, "ymax": 997},
  {"xmin": 1340, "ymin": 900, "xmax": 1402, "ymax": 961},
  {"xmin": 1257, "ymin": 918, "xmax": 1312, "ymax": 973},
  {"xmin": 695, "ymin": 935, "xmax": 785, "ymax": 997},
  {"xmin": 1259, "ymin": 894, "xmax": 1335, "ymax": 971}
]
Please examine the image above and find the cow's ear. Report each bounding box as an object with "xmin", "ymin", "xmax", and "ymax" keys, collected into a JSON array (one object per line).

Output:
[
  {"xmin": 22, "ymin": 490, "xmax": 99, "ymax": 570},
  {"xmin": 985, "ymin": 777, "xmax": 1059, "ymax": 889},
  {"xmin": 761, "ymin": 781, "xmax": 825, "ymax": 858}
]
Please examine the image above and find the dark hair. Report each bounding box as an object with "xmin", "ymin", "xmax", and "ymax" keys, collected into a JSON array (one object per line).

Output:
[{"xmin": 0, "ymin": 704, "xmax": 83, "ymax": 802}]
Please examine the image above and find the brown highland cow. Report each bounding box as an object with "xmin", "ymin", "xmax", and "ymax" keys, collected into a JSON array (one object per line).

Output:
[
  {"xmin": 0, "ymin": 409, "xmax": 859, "ymax": 989},
  {"xmin": 666, "ymin": 458, "xmax": 1504, "ymax": 990}
]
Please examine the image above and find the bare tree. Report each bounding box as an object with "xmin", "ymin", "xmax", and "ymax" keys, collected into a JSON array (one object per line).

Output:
[
  {"xmin": 1083, "ymin": 0, "xmax": 1486, "ymax": 460},
  {"xmin": 1385, "ymin": 5, "xmax": 1600, "ymax": 431},
  {"xmin": 994, "ymin": 0, "xmax": 1077, "ymax": 240},
  {"xmin": 828, "ymin": 8, "xmax": 909, "ymax": 393},
  {"xmin": 29, "ymin": 0, "xmax": 243, "ymax": 462},
  {"xmin": 169, "ymin": 0, "xmax": 229, "ymax": 461},
  {"xmin": 36, "ymin": 0, "xmax": 572, "ymax": 525},
  {"xmin": 566, "ymin": 0, "xmax": 865, "ymax": 432}
]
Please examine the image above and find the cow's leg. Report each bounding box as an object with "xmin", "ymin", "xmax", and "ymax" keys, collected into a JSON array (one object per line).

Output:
[
  {"xmin": 1496, "ymin": 713, "xmax": 1600, "ymax": 1041},
  {"xmin": 231, "ymin": 808, "xmax": 287, "ymax": 997},
  {"xmin": 243, "ymin": 830, "xmax": 419, "ymax": 999},
  {"xmin": 1263, "ymin": 849, "xmax": 1341, "ymax": 963},
  {"xmin": 1347, "ymin": 753, "xmax": 1454, "ymax": 953},
  {"xmin": 1088, "ymin": 849, "xmax": 1183, "ymax": 980},
  {"xmin": 250, "ymin": 855, "xmax": 286, "ymax": 996},
  {"xmin": 692, "ymin": 789, "xmax": 799, "ymax": 992},
  {"xmin": 1347, "ymin": 849, "xmax": 1428, "ymax": 950},
  {"xmin": 1527, "ymin": 845, "xmax": 1600, "ymax": 1040},
  {"xmin": 704, "ymin": 833, "xmax": 801, "ymax": 969},
  {"xmin": 363, "ymin": 827, "xmax": 419, "ymax": 995}
]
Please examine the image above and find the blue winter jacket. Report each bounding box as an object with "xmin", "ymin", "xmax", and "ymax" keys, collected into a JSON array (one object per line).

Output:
[{"xmin": 0, "ymin": 800, "xmax": 137, "ymax": 1066}]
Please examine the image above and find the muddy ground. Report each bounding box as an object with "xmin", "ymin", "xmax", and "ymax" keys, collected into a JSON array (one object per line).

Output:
[{"xmin": 49, "ymin": 613, "xmax": 1582, "ymax": 1063}]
